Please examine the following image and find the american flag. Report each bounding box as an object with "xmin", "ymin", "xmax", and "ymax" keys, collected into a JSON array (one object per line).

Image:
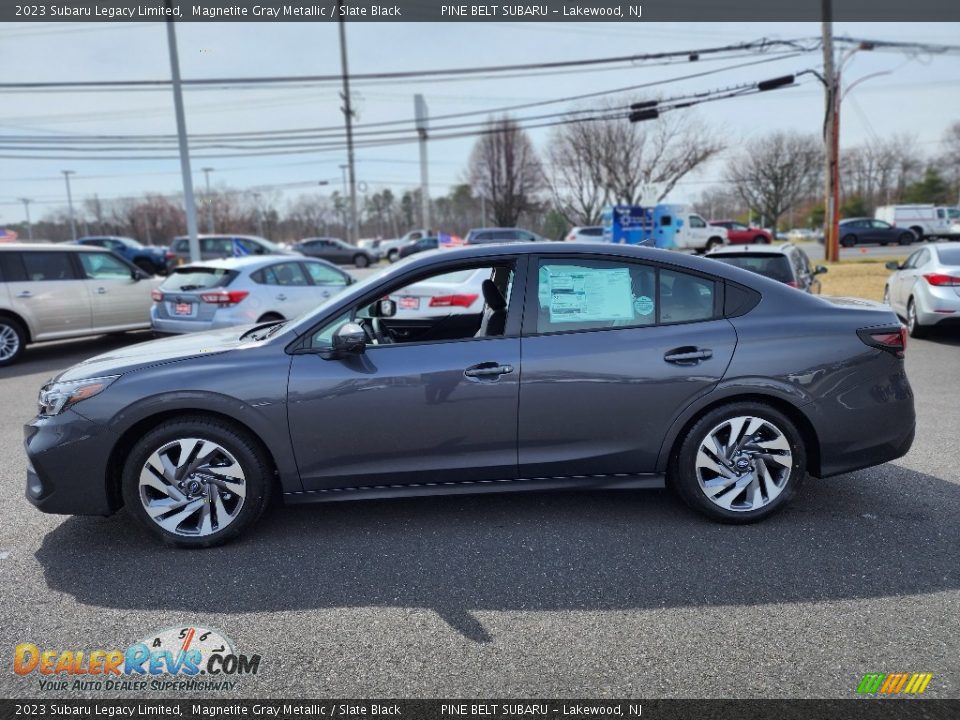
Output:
[
  {"xmin": 0, "ymin": 228, "xmax": 18, "ymax": 243},
  {"xmin": 232, "ymin": 238, "xmax": 252, "ymax": 256},
  {"xmin": 438, "ymin": 232, "xmax": 464, "ymax": 248}
]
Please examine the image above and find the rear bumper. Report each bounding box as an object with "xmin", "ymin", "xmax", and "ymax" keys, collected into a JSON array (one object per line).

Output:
[
  {"xmin": 806, "ymin": 364, "xmax": 916, "ymax": 478},
  {"xmin": 24, "ymin": 411, "xmax": 117, "ymax": 516}
]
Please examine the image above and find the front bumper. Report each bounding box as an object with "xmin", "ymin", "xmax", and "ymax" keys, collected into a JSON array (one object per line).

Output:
[{"xmin": 24, "ymin": 410, "xmax": 118, "ymax": 516}]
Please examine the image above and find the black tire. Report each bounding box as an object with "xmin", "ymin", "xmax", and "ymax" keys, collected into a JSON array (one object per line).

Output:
[
  {"xmin": 706, "ymin": 237, "xmax": 724, "ymax": 253},
  {"xmin": 257, "ymin": 312, "xmax": 285, "ymax": 323},
  {"xmin": 908, "ymin": 227, "xmax": 925, "ymax": 243},
  {"xmin": 898, "ymin": 232, "xmax": 914, "ymax": 246},
  {"xmin": 0, "ymin": 315, "xmax": 27, "ymax": 367},
  {"xmin": 121, "ymin": 416, "xmax": 272, "ymax": 548},
  {"xmin": 754, "ymin": 235, "xmax": 770, "ymax": 245},
  {"xmin": 879, "ymin": 239, "xmax": 889, "ymax": 246},
  {"xmin": 906, "ymin": 298, "xmax": 929, "ymax": 339},
  {"xmin": 669, "ymin": 401, "xmax": 806, "ymax": 524},
  {"xmin": 841, "ymin": 234, "xmax": 857, "ymax": 248},
  {"xmin": 134, "ymin": 259, "xmax": 157, "ymax": 275},
  {"xmin": 353, "ymin": 254, "xmax": 369, "ymax": 268},
  {"xmin": 387, "ymin": 249, "xmax": 399, "ymax": 263}
]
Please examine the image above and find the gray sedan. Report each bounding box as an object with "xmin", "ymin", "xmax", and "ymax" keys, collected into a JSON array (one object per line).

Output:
[
  {"xmin": 884, "ymin": 243, "xmax": 960, "ymax": 337},
  {"xmin": 150, "ymin": 256, "xmax": 352, "ymax": 334},
  {"xmin": 26, "ymin": 243, "xmax": 914, "ymax": 548},
  {"xmin": 293, "ymin": 237, "xmax": 378, "ymax": 268}
]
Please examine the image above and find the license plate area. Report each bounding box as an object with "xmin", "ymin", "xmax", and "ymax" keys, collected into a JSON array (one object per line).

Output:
[{"xmin": 399, "ymin": 296, "xmax": 420, "ymax": 310}]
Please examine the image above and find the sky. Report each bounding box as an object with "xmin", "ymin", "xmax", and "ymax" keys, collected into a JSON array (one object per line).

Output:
[{"xmin": 1, "ymin": 20, "xmax": 959, "ymax": 228}]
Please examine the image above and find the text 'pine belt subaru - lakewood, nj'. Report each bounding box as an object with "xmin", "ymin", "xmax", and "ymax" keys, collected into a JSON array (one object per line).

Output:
[{"xmin": 24, "ymin": 243, "xmax": 915, "ymax": 547}]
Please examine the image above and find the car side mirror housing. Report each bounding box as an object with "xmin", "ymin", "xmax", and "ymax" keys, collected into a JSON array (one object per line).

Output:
[
  {"xmin": 885, "ymin": 261, "xmax": 900, "ymax": 271},
  {"xmin": 332, "ymin": 322, "xmax": 367, "ymax": 355},
  {"xmin": 367, "ymin": 298, "xmax": 397, "ymax": 318},
  {"xmin": 813, "ymin": 265, "xmax": 828, "ymax": 275},
  {"xmin": 131, "ymin": 268, "xmax": 150, "ymax": 280}
]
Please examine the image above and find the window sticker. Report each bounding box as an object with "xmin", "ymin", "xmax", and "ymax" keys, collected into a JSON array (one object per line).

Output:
[
  {"xmin": 634, "ymin": 295, "xmax": 655, "ymax": 316},
  {"xmin": 545, "ymin": 266, "xmax": 634, "ymax": 323}
]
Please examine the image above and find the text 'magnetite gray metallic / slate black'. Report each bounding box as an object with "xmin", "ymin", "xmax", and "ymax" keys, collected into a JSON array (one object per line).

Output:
[{"xmin": 24, "ymin": 243, "xmax": 915, "ymax": 547}]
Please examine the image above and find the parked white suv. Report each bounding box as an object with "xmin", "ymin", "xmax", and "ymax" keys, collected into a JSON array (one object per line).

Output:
[{"xmin": 0, "ymin": 244, "xmax": 161, "ymax": 366}]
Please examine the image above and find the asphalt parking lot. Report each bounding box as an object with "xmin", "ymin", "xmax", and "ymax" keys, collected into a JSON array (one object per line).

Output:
[{"xmin": 0, "ymin": 325, "xmax": 957, "ymax": 699}]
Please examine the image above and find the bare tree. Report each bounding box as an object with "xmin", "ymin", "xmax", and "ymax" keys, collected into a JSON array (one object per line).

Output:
[
  {"xmin": 468, "ymin": 116, "xmax": 543, "ymax": 227},
  {"xmin": 545, "ymin": 119, "xmax": 608, "ymax": 226},
  {"xmin": 725, "ymin": 131, "xmax": 822, "ymax": 230},
  {"xmin": 693, "ymin": 186, "xmax": 744, "ymax": 221}
]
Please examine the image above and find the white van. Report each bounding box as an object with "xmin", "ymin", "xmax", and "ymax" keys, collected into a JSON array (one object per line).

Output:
[
  {"xmin": 874, "ymin": 204, "xmax": 959, "ymax": 241},
  {"xmin": 653, "ymin": 204, "xmax": 729, "ymax": 253}
]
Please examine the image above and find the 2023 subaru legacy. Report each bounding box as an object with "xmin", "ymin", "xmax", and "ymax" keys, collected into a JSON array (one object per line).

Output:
[{"xmin": 24, "ymin": 243, "xmax": 915, "ymax": 547}]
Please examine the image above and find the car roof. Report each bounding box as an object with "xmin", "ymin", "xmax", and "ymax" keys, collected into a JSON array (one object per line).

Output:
[
  {"xmin": 706, "ymin": 243, "xmax": 796, "ymax": 256},
  {"xmin": 839, "ymin": 217, "xmax": 871, "ymax": 223},
  {"xmin": 172, "ymin": 256, "xmax": 337, "ymax": 272},
  {"xmin": 467, "ymin": 227, "xmax": 530, "ymax": 233},
  {"xmin": 0, "ymin": 242, "xmax": 105, "ymax": 253},
  {"xmin": 173, "ymin": 234, "xmax": 271, "ymax": 242}
]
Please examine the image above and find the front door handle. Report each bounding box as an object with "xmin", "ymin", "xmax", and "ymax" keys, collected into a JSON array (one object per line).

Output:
[
  {"xmin": 96, "ymin": 287, "xmax": 108, "ymax": 295},
  {"xmin": 464, "ymin": 362, "xmax": 514, "ymax": 379},
  {"xmin": 16, "ymin": 291, "xmax": 32, "ymax": 298},
  {"xmin": 276, "ymin": 294, "xmax": 287, "ymax": 301},
  {"xmin": 664, "ymin": 347, "xmax": 713, "ymax": 364}
]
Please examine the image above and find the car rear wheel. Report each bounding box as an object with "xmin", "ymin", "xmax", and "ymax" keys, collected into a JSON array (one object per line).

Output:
[
  {"xmin": 0, "ymin": 316, "xmax": 26, "ymax": 366},
  {"xmin": 387, "ymin": 249, "xmax": 399, "ymax": 263},
  {"xmin": 121, "ymin": 417, "xmax": 272, "ymax": 548},
  {"xmin": 841, "ymin": 234, "xmax": 857, "ymax": 248},
  {"xmin": 670, "ymin": 402, "xmax": 805, "ymax": 523},
  {"xmin": 898, "ymin": 232, "xmax": 914, "ymax": 246},
  {"xmin": 135, "ymin": 259, "xmax": 157, "ymax": 275},
  {"xmin": 705, "ymin": 237, "xmax": 723, "ymax": 253},
  {"xmin": 353, "ymin": 254, "xmax": 369, "ymax": 268},
  {"xmin": 754, "ymin": 235, "xmax": 770, "ymax": 244},
  {"xmin": 906, "ymin": 298, "xmax": 929, "ymax": 339}
]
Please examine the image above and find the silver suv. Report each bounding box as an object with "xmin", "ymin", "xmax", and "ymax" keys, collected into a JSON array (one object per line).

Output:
[
  {"xmin": 705, "ymin": 243, "xmax": 828, "ymax": 294},
  {"xmin": 0, "ymin": 244, "xmax": 160, "ymax": 366}
]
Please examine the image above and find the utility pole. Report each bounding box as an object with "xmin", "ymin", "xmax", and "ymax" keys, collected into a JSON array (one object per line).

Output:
[
  {"xmin": 61, "ymin": 170, "xmax": 77, "ymax": 241},
  {"xmin": 18, "ymin": 198, "xmax": 33, "ymax": 241},
  {"xmin": 202, "ymin": 167, "xmax": 215, "ymax": 233},
  {"xmin": 414, "ymin": 94, "xmax": 430, "ymax": 231},
  {"xmin": 337, "ymin": 2, "xmax": 359, "ymax": 245},
  {"xmin": 252, "ymin": 192, "xmax": 265, "ymax": 238},
  {"xmin": 165, "ymin": 4, "xmax": 201, "ymax": 263},
  {"xmin": 821, "ymin": 0, "xmax": 840, "ymax": 263}
]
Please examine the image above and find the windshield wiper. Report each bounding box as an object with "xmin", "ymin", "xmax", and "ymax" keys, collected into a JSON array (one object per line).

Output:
[{"xmin": 239, "ymin": 321, "xmax": 287, "ymax": 342}]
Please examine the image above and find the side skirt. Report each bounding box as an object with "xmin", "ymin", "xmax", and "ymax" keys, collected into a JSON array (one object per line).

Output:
[{"xmin": 283, "ymin": 473, "xmax": 666, "ymax": 505}]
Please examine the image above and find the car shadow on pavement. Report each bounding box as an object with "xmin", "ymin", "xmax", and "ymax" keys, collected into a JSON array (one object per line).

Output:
[
  {"xmin": 0, "ymin": 332, "xmax": 152, "ymax": 381},
  {"xmin": 36, "ymin": 463, "xmax": 959, "ymax": 643}
]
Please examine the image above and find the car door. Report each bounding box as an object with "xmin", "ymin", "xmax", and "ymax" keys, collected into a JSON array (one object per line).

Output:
[
  {"xmin": 517, "ymin": 255, "xmax": 737, "ymax": 478},
  {"xmin": 254, "ymin": 261, "xmax": 317, "ymax": 319},
  {"xmin": 4, "ymin": 251, "xmax": 92, "ymax": 341},
  {"xmin": 78, "ymin": 250, "xmax": 155, "ymax": 330},
  {"xmin": 287, "ymin": 256, "xmax": 525, "ymax": 491}
]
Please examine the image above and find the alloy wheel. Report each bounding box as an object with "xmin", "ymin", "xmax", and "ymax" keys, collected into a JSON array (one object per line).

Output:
[
  {"xmin": 138, "ymin": 437, "xmax": 246, "ymax": 537},
  {"xmin": 695, "ymin": 415, "xmax": 793, "ymax": 512},
  {"xmin": 0, "ymin": 324, "xmax": 20, "ymax": 362}
]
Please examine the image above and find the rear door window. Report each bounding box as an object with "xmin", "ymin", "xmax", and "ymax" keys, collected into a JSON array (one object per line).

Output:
[
  {"xmin": 304, "ymin": 263, "xmax": 349, "ymax": 286},
  {"xmin": 709, "ymin": 253, "xmax": 794, "ymax": 284},
  {"xmin": 21, "ymin": 252, "xmax": 79, "ymax": 281},
  {"xmin": 258, "ymin": 262, "xmax": 309, "ymax": 286}
]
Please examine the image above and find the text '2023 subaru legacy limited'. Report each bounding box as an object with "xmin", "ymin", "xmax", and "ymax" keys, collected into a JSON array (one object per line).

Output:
[{"xmin": 24, "ymin": 244, "xmax": 915, "ymax": 547}]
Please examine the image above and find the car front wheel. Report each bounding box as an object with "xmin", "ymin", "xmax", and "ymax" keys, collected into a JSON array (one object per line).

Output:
[
  {"xmin": 121, "ymin": 416, "xmax": 272, "ymax": 548},
  {"xmin": 670, "ymin": 402, "xmax": 805, "ymax": 523},
  {"xmin": 353, "ymin": 254, "xmax": 369, "ymax": 268},
  {"xmin": 898, "ymin": 232, "xmax": 914, "ymax": 246},
  {"xmin": 841, "ymin": 234, "xmax": 857, "ymax": 247}
]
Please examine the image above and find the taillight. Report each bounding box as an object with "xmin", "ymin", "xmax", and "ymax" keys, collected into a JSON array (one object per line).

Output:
[
  {"xmin": 429, "ymin": 294, "xmax": 479, "ymax": 308},
  {"xmin": 567, "ymin": 233, "xmax": 576, "ymax": 241},
  {"xmin": 923, "ymin": 273, "xmax": 960, "ymax": 286},
  {"xmin": 151, "ymin": 289, "xmax": 163, "ymax": 302},
  {"xmin": 786, "ymin": 280, "xmax": 800, "ymax": 288},
  {"xmin": 165, "ymin": 251, "xmax": 175, "ymax": 259},
  {"xmin": 200, "ymin": 290, "xmax": 249, "ymax": 305},
  {"xmin": 857, "ymin": 326, "xmax": 907, "ymax": 358}
]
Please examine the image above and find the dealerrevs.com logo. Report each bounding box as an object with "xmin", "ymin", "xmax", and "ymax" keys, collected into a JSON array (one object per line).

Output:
[{"xmin": 13, "ymin": 626, "xmax": 260, "ymax": 693}]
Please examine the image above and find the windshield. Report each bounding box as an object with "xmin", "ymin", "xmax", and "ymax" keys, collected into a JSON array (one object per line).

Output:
[
  {"xmin": 159, "ymin": 267, "xmax": 236, "ymax": 291},
  {"xmin": 709, "ymin": 254, "xmax": 794, "ymax": 283},
  {"xmin": 117, "ymin": 237, "xmax": 144, "ymax": 249}
]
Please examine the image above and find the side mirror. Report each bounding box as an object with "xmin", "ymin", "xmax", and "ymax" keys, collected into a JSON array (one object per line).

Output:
[
  {"xmin": 367, "ymin": 298, "xmax": 397, "ymax": 318},
  {"xmin": 131, "ymin": 268, "xmax": 150, "ymax": 280},
  {"xmin": 813, "ymin": 265, "xmax": 828, "ymax": 275},
  {"xmin": 885, "ymin": 261, "xmax": 900, "ymax": 271},
  {"xmin": 332, "ymin": 322, "xmax": 367, "ymax": 355}
]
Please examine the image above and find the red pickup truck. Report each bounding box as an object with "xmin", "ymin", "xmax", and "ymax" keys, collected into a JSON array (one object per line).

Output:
[{"xmin": 709, "ymin": 220, "xmax": 772, "ymax": 245}]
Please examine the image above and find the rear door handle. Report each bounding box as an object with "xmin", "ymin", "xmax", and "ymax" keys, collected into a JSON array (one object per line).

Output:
[
  {"xmin": 16, "ymin": 291, "xmax": 32, "ymax": 298},
  {"xmin": 464, "ymin": 362, "xmax": 514, "ymax": 379},
  {"xmin": 276, "ymin": 294, "xmax": 287, "ymax": 301},
  {"xmin": 664, "ymin": 347, "xmax": 713, "ymax": 364},
  {"xmin": 96, "ymin": 287, "xmax": 108, "ymax": 295}
]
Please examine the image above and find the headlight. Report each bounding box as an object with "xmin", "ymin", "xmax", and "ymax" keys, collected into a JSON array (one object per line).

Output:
[{"xmin": 37, "ymin": 375, "xmax": 119, "ymax": 417}]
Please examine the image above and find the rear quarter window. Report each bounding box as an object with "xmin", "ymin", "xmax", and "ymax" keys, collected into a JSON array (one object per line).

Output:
[
  {"xmin": 710, "ymin": 254, "xmax": 794, "ymax": 284},
  {"xmin": 0, "ymin": 253, "xmax": 26, "ymax": 282},
  {"xmin": 160, "ymin": 267, "xmax": 236, "ymax": 291},
  {"xmin": 936, "ymin": 247, "xmax": 960, "ymax": 265}
]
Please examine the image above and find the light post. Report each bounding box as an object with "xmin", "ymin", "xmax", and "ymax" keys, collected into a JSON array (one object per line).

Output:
[
  {"xmin": 61, "ymin": 170, "xmax": 77, "ymax": 241},
  {"xmin": 202, "ymin": 167, "xmax": 215, "ymax": 233},
  {"xmin": 18, "ymin": 198, "xmax": 33, "ymax": 241},
  {"xmin": 252, "ymin": 192, "xmax": 264, "ymax": 238}
]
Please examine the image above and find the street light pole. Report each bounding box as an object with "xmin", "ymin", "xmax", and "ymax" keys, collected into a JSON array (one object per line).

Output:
[
  {"xmin": 18, "ymin": 198, "xmax": 33, "ymax": 241},
  {"xmin": 252, "ymin": 192, "xmax": 264, "ymax": 238},
  {"xmin": 337, "ymin": 2, "xmax": 359, "ymax": 245},
  {"xmin": 202, "ymin": 167, "xmax": 215, "ymax": 233},
  {"xmin": 61, "ymin": 170, "xmax": 77, "ymax": 241}
]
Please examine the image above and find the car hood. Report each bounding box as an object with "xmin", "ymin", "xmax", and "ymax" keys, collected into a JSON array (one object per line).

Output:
[{"xmin": 54, "ymin": 327, "xmax": 255, "ymax": 382}]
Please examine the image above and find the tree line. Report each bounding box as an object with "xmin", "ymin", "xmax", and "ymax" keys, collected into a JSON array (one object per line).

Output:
[{"xmin": 12, "ymin": 114, "xmax": 960, "ymax": 245}]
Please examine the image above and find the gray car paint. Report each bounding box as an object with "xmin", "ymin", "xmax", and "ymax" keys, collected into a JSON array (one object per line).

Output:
[{"xmin": 25, "ymin": 243, "xmax": 915, "ymax": 518}]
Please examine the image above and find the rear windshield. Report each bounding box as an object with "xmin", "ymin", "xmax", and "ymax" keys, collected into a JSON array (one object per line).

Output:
[
  {"xmin": 710, "ymin": 254, "xmax": 794, "ymax": 283},
  {"xmin": 159, "ymin": 267, "xmax": 236, "ymax": 291},
  {"xmin": 937, "ymin": 247, "xmax": 960, "ymax": 265},
  {"xmin": 581, "ymin": 227, "xmax": 603, "ymax": 236}
]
